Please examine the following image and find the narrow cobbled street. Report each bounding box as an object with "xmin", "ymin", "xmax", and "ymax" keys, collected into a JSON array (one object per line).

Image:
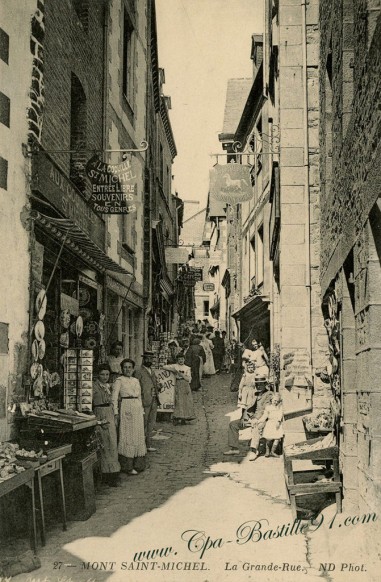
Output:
[{"xmin": 13, "ymin": 374, "xmax": 378, "ymax": 582}]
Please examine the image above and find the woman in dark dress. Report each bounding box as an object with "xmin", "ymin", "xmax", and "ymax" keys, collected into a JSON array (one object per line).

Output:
[
  {"xmin": 93, "ymin": 364, "xmax": 120, "ymax": 485},
  {"xmin": 185, "ymin": 336, "xmax": 206, "ymax": 391}
]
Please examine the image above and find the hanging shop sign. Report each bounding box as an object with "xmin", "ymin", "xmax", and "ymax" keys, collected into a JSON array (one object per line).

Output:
[
  {"xmin": 85, "ymin": 154, "xmax": 140, "ymax": 215},
  {"xmin": 203, "ymin": 283, "xmax": 215, "ymax": 292},
  {"xmin": 179, "ymin": 267, "xmax": 203, "ymax": 286},
  {"xmin": 165, "ymin": 247, "xmax": 190, "ymax": 264},
  {"xmin": 209, "ymin": 163, "xmax": 252, "ymax": 204}
]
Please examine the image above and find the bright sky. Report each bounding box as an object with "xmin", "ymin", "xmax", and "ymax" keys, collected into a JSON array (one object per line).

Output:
[{"xmin": 156, "ymin": 0, "xmax": 264, "ymax": 214}]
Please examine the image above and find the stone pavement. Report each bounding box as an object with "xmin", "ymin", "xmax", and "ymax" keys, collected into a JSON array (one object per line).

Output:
[{"xmin": 11, "ymin": 372, "xmax": 379, "ymax": 582}]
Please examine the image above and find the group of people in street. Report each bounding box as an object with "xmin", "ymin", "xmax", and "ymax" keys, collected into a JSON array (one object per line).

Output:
[
  {"xmin": 92, "ymin": 328, "xmax": 283, "ymax": 487},
  {"xmin": 224, "ymin": 337, "xmax": 284, "ymax": 461}
]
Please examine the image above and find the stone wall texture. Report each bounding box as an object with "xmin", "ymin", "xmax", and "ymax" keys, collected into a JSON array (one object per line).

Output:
[
  {"xmin": 320, "ymin": 0, "xmax": 381, "ymax": 293},
  {"xmin": 319, "ymin": 0, "xmax": 381, "ymax": 551}
]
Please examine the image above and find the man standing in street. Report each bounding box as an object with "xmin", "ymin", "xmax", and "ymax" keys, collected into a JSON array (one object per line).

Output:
[
  {"xmin": 135, "ymin": 351, "xmax": 160, "ymax": 452},
  {"xmin": 223, "ymin": 376, "xmax": 273, "ymax": 460},
  {"xmin": 212, "ymin": 330, "xmax": 225, "ymax": 374}
]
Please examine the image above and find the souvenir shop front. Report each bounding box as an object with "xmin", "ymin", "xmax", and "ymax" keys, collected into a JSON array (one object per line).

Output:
[{"xmin": 0, "ymin": 158, "xmax": 137, "ymax": 572}]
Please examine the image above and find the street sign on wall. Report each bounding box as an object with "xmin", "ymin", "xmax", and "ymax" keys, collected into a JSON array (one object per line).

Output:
[{"xmin": 203, "ymin": 283, "xmax": 215, "ymax": 291}]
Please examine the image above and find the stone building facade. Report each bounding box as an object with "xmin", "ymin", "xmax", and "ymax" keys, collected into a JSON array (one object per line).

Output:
[
  {"xmin": 0, "ymin": 0, "xmax": 180, "ymax": 438},
  {"xmin": 319, "ymin": 0, "xmax": 381, "ymax": 524},
  {"xmin": 0, "ymin": 0, "xmax": 41, "ymax": 440}
]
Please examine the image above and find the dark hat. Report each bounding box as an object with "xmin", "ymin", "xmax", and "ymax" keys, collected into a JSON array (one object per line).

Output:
[{"xmin": 142, "ymin": 351, "xmax": 155, "ymax": 357}]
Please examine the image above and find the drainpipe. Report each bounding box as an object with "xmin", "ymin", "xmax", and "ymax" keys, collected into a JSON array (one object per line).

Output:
[{"xmin": 301, "ymin": 1, "xmax": 313, "ymax": 371}]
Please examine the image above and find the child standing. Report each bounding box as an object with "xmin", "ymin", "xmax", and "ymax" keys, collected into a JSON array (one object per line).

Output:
[{"xmin": 257, "ymin": 392, "xmax": 284, "ymax": 457}]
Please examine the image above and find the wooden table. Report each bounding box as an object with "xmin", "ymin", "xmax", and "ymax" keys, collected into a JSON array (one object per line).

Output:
[
  {"xmin": 35, "ymin": 456, "xmax": 66, "ymax": 546},
  {"xmin": 0, "ymin": 468, "xmax": 37, "ymax": 552},
  {"xmin": 284, "ymin": 437, "xmax": 342, "ymax": 519}
]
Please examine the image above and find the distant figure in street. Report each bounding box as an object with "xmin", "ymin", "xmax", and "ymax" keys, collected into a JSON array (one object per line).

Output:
[
  {"xmin": 224, "ymin": 376, "xmax": 273, "ymax": 461},
  {"xmin": 163, "ymin": 352, "xmax": 195, "ymax": 425},
  {"xmin": 212, "ymin": 330, "xmax": 225, "ymax": 374},
  {"xmin": 200, "ymin": 333, "xmax": 215, "ymax": 377},
  {"xmin": 257, "ymin": 392, "xmax": 284, "ymax": 457},
  {"xmin": 113, "ymin": 359, "xmax": 146, "ymax": 474},
  {"xmin": 185, "ymin": 336, "xmax": 206, "ymax": 391},
  {"xmin": 134, "ymin": 351, "xmax": 160, "ymax": 452},
  {"xmin": 107, "ymin": 341, "xmax": 124, "ymax": 383},
  {"xmin": 221, "ymin": 331, "xmax": 231, "ymax": 373},
  {"xmin": 93, "ymin": 364, "xmax": 120, "ymax": 486}
]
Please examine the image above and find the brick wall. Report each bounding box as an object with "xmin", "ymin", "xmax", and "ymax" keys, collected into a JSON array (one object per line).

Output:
[{"xmin": 40, "ymin": 0, "xmax": 105, "ymax": 175}]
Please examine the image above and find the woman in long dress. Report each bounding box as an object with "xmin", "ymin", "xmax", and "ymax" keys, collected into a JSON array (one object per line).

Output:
[
  {"xmin": 112, "ymin": 358, "xmax": 146, "ymax": 474},
  {"xmin": 93, "ymin": 364, "xmax": 120, "ymax": 486},
  {"xmin": 200, "ymin": 333, "xmax": 215, "ymax": 377},
  {"xmin": 162, "ymin": 352, "xmax": 195, "ymax": 425}
]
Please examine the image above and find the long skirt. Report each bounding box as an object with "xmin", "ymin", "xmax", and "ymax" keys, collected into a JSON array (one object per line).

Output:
[
  {"xmin": 95, "ymin": 406, "xmax": 120, "ymax": 474},
  {"xmin": 173, "ymin": 379, "xmax": 195, "ymax": 420},
  {"xmin": 118, "ymin": 399, "xmax": 146, "ymax": 459},
  {"xmin": 203, "ymin": 349, "xmax": 216, "ymax": 375}
]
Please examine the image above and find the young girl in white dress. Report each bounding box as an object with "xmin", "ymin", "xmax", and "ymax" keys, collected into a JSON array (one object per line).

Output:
[{"xmin": 257, "ymin": 392, "xmax": 284, "ymax": 457}]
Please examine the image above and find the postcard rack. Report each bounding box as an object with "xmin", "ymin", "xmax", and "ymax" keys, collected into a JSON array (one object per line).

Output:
[{"xmin": 283, "ymin": 436, "xmax": 342, "ymax": 519}]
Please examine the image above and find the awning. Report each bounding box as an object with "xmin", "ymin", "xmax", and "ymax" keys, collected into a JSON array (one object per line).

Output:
[
  {"xmin": 232, "ymin": 294, "xmax": 270, "ymax": 322},
  {"xmin": 31, "ymin": 210, "xmax": 130, "ymax": 275}
]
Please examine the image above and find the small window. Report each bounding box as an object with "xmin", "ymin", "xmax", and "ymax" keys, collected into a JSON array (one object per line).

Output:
[
  {"xmin": 0, "ymin": 92, "xmax": 10, "ymax": 127},
  {"xmin": 0, "ymin": 156, "xmax": 8, "ymax": 189},
  {"xmin": 203, "ymin": 300, "xmax": 210, "ymax": 317},
  {"xmin": 0, "ymin": 29, "xmax": 9, "ymax": 64},
  {"xmin": 122, "ymin": 11, "xmax": 135, "ymax": 107}
]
